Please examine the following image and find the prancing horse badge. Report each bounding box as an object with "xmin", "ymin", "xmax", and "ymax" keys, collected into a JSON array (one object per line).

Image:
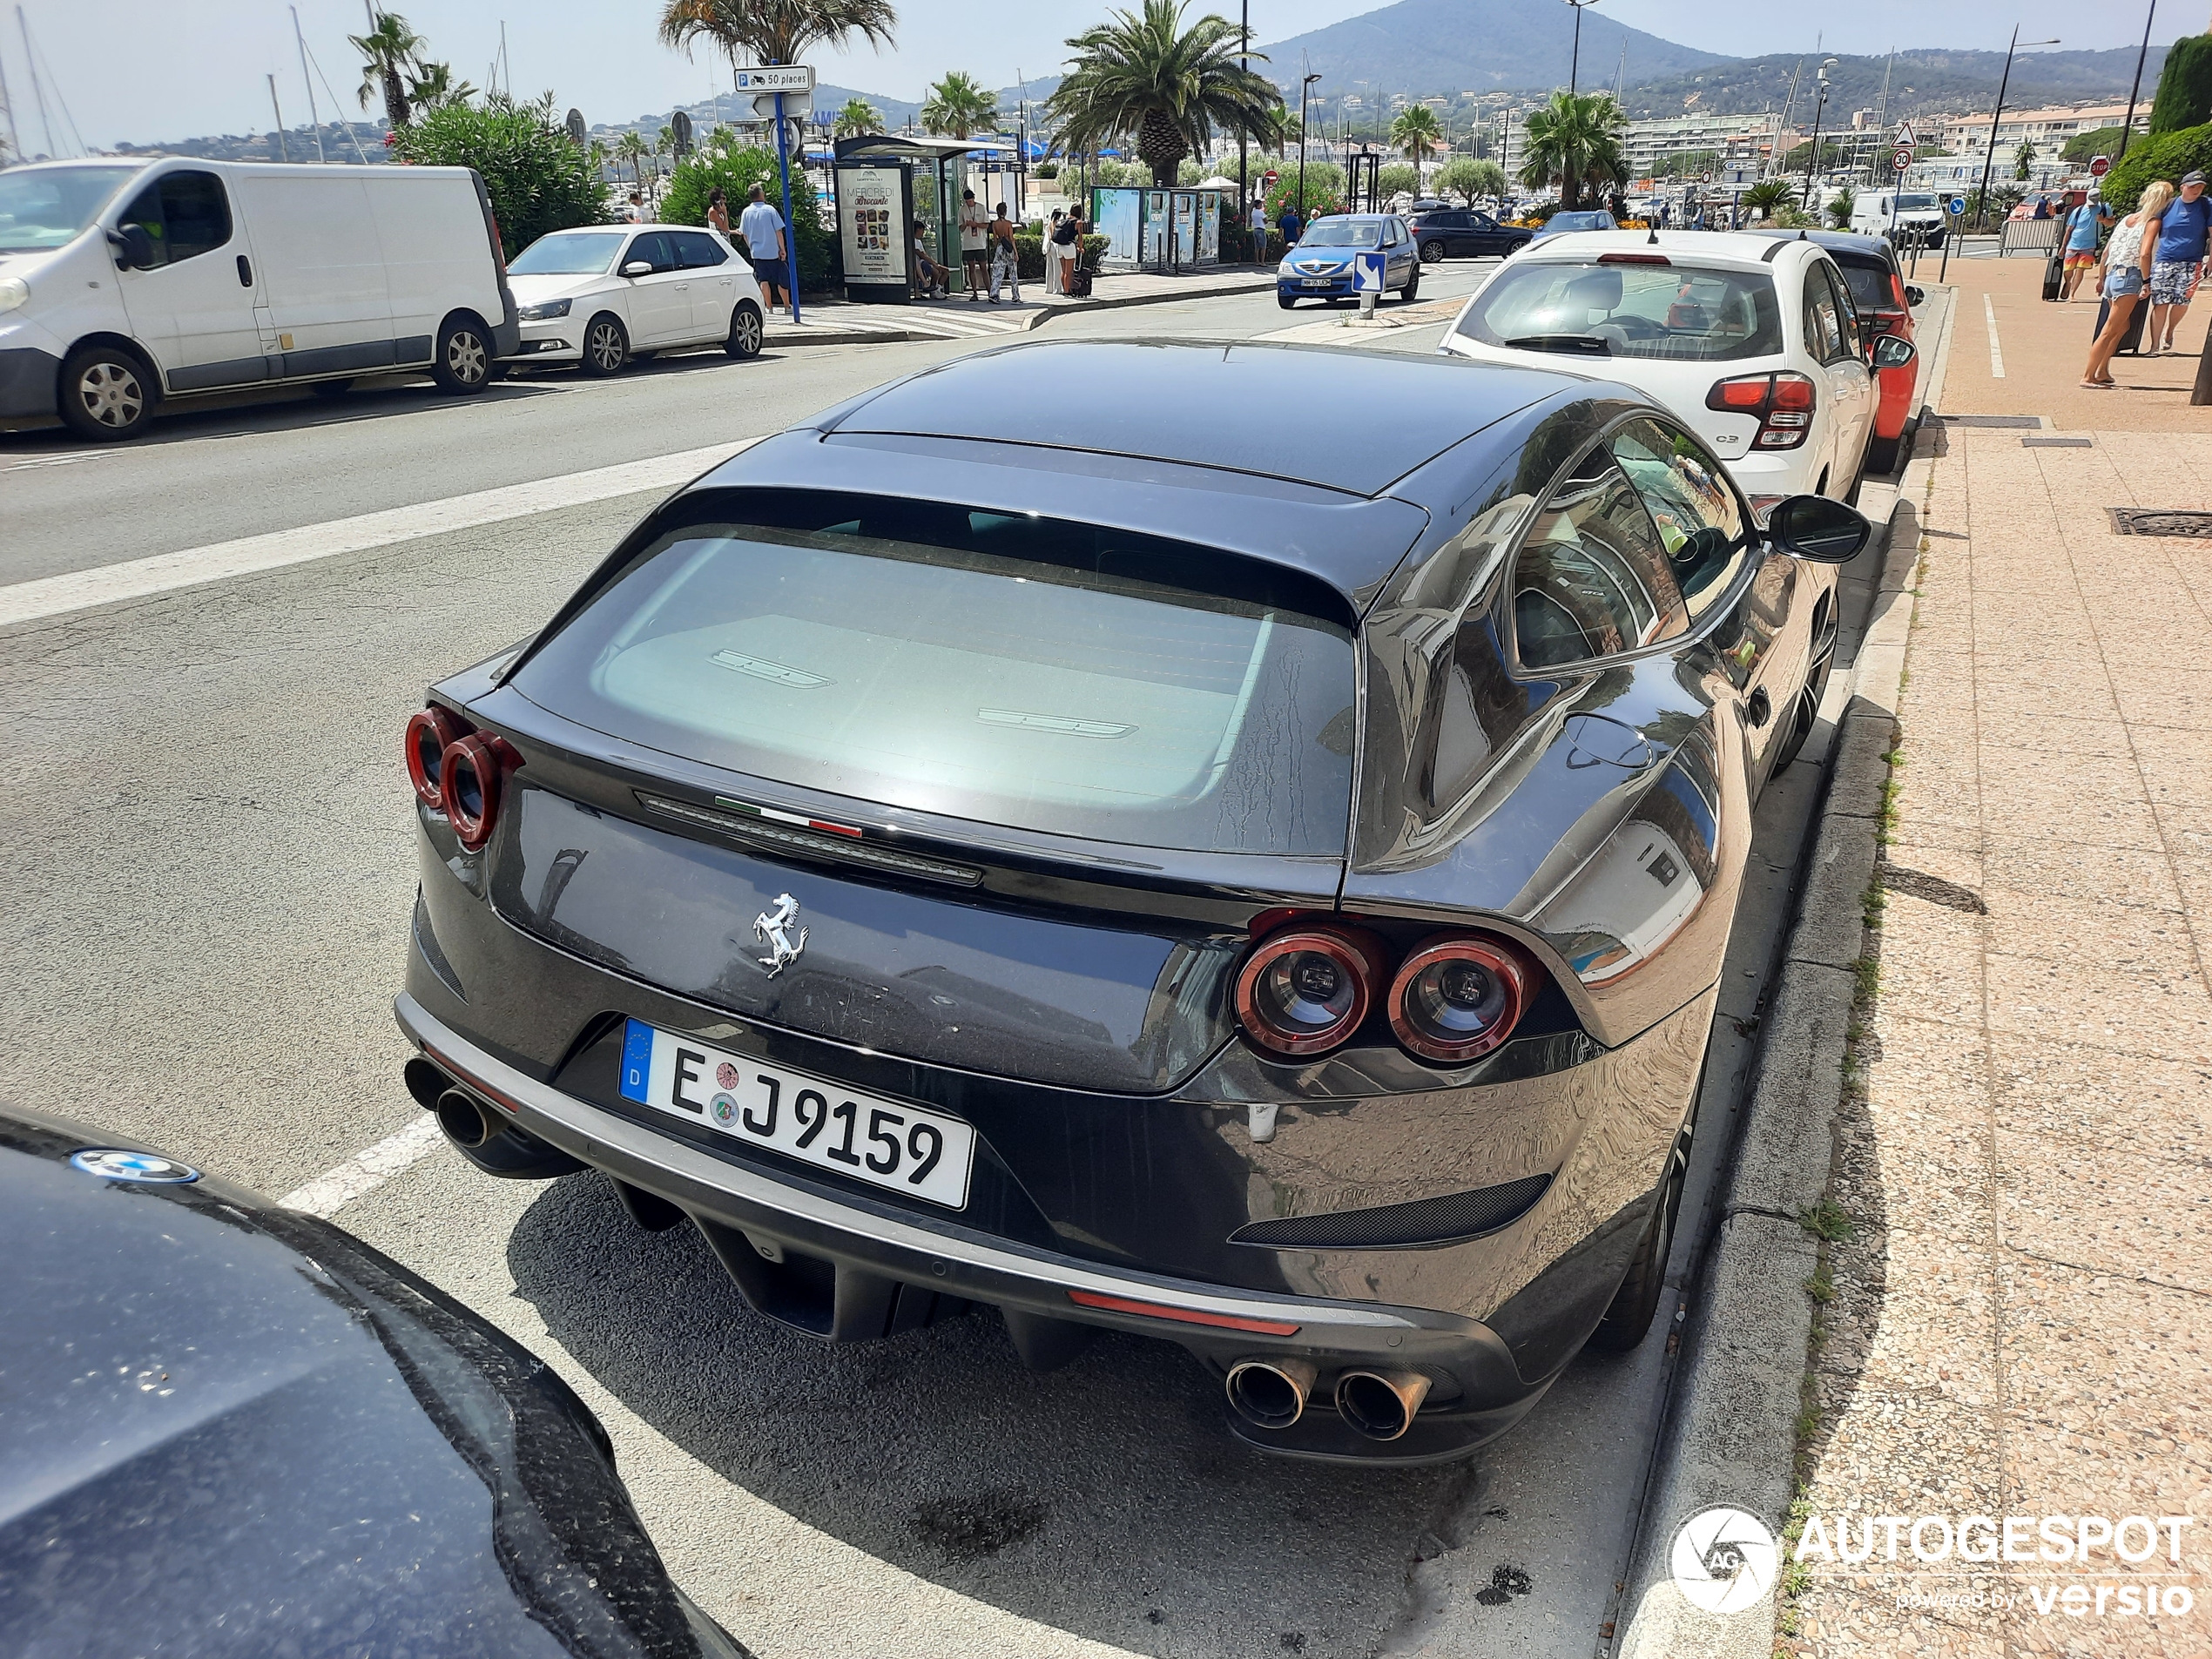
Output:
[{"xmin": 752, "ymin": 894, "xmax": 807, "ymax": 977}]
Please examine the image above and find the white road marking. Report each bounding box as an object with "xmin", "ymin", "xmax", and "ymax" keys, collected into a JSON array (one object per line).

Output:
[
  {"xmin": 279, "ymin": 1116, "xmax": 446, "ymax": 1217},
  {"xmin": 1984, "ymin": 293, "xmax": 2005, "ymax": 378},
  {"xmin": 0, "ymin": 437, "xmax": 760, "ymax": 628},
  {"xmin": 1, "ymin": 448, "xmax": 116, "ymax": 473}
]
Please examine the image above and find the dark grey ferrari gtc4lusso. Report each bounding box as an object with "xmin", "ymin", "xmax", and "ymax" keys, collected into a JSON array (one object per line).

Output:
[{"xmin": 396, "ymin": 339, "xmax": 1870, "ymax": 1464}]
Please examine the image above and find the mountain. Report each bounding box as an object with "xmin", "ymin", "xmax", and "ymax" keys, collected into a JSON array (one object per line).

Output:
[
  {"xmin": 1616, "ymin": 44, "xmax": 2175, "ymax": 123},
  {"xmin": 1254, "ymin": 0, "xmax": 1728, "ymax": 97}
]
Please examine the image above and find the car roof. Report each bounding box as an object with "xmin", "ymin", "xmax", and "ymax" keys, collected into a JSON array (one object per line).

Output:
[
  {"xmin": 1742, "ymin": 226, "xmax": 1897, "ymax": 266},
  {"xmin": 802, "ymin": 339, "xmax": 1569, "ymax": 501},
  {"xmin": 1514, "ymin": 229, "xmax": 1810, "ymax": 272}
]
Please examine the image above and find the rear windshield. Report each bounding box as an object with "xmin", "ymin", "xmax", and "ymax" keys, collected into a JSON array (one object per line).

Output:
[
  {"xmin": 1454, "ymin": 259, "xmax": 1781, "ymax": 361},
  {"xmin": 511, "ymin": 491, "xmax": 1357, "ymax": 857},
  {"xmin": 1832, "ymin": 258, "xmax": 1894, "ymax": 314},
  {"xmin": 509, "ymin": 231, "xmax": 626, "ymax": 274}
]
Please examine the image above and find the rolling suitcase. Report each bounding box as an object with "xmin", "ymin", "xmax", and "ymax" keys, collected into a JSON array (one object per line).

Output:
[
  {"xmin": 2094, "ymin": 293, "xmax": 2149, "ymax": 355},
  {"xmin": 2041, "ymin": 247, "xmax": 2065, "ymax": 301}
]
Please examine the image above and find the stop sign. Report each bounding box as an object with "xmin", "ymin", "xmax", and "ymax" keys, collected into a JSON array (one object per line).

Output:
[{"xmin": 2089, "ymin": 155, "xmax": 2112, "ymax": 177}]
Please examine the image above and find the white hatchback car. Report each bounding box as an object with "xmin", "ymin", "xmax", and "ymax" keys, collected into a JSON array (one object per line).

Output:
[
  {"xmin": 1440, "ymin": 231, "xmax": 1911, "ymax": 513},
  {"xmin": 505, "ymin": 224, "xmax": 764, "ymax": 374}
]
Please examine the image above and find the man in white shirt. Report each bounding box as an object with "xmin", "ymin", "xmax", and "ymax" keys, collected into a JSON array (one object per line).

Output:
[
  {"xmin": 958, "ymin": 188, "xmax": 988, "ymax": 301},
  {"xmin": 738, "ymin": 184, "xmax": 789, "ymax": 314},
  {"xmin": 1249, "ymin": 197, "xmax": 1267, "ymax": 262},
  {"xmin": 621, "ymin": 192, "xmax": 644, "ymax": 224}
]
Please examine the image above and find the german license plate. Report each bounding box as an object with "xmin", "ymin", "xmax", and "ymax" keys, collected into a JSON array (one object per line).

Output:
[{"xmin": 617, "ymin": 1019, "xmax": 974, "ymax": 1209}]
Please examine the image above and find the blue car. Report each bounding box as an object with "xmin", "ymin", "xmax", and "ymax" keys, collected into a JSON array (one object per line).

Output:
[
  {"xmin": 1526, "ymin": 208, "xmax": 1620, "ymax": 246},
  {"xmin": 1277, "ymin": 213, "xmax": 1421, "ymax": 307}
]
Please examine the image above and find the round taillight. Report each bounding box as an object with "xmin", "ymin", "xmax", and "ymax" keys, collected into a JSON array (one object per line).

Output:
[
  {"xmin": 406, "ymin": 707, "xmax": 462, "ymax": 809},
  {"xmin": 1235, "ymin": 924, "xmax": 1387, "ymax": 1056},
  {"xmin": 441, "ymin": 735, "xmax": 501, "ymax": 852},
  {"xmin": 1387, "ymin": 934, "xmax": 1531, "ymax": 1064}
]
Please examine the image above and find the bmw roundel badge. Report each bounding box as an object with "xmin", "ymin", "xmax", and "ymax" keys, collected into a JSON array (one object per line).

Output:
[{"xmin": 70, "ymin": 1149, "xmax": 201, "ymax": 1184}]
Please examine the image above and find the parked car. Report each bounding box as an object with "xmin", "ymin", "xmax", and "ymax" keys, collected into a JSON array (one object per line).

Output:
[
  {"xmin": 1276, "ymin": 213, "xmax": 1420, "ymax": 307},
  {"xmin": 1849, "ymin": 189, "xmax": 1947, "ymax": 248},
  {"xmin": 0, "ymin": 1103, "xmax": 752, "ymax": 1657},
  {"xmin": 1407, "ymin": 207, "xmax": 1534, "ymax": 262},
  {"xmin": 1440, "ymin": 231, "xmax": 1913, "ymax": 514},
  {"xmin": 1527, "ymin": 208, "xmax": 1619, "ymax": 245},
  {"xmin": 1748, "ymin": 228, "xmax": 1925, "ymax": 474},
  {"xmin": 507, "ymin": 224, "xmax": 765, "ymax": 375},
  {"xmin": 395, "ymin": 338, "xmax": 1871, "ymax": 1464},
  {"xmin": 0, "ymin": 158, "xmax": 516, "ymax": 441}
]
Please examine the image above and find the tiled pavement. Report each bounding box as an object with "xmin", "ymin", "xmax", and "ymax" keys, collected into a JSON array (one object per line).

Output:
[{"xmin": 1785, "ymin": 423, "xmax": 2212, "ymax": 1655}]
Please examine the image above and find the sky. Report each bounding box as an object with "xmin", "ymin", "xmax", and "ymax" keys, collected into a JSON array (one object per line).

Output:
[{"xmin": 1, "ymin": 0, "xmax": 2170, "ymax": 153}]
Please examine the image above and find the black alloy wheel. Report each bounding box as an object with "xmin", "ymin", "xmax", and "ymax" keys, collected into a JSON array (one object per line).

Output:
[
  {"xmin": 57, "ymin": 343, "xmax": 154, "ymax": 441},
  {"xmin": 725, "ymin": 300, "xmax": 763, "ymax": 358},
  {"xmin": 1767, "ymin": 598, "xmax": 1838, "ymax": 777},
  {"xmin": 1420, "ymin": 239, "xmax": 1445, "ymax": 263},
  {"xmin": 431, "ymin": 315, "xmax": 493, "ymax": 395},
  {"xmin": 581, "ymin": 314, "xmax": 629, "ymax": 376}
]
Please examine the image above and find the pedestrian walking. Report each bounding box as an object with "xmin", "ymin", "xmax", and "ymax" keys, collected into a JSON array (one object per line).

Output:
[
  {"xmin": 2083, "ymin": 181, "xmax": 2170, "ymax": 388},
  {"xmin": 2148, "ymin": 171, "xmax": 2209, "ymax": 354},
  {"xmin": 2060, "ymin": 194, "xmax": 2112, "ymax": 301},
  {"xmin": 1051, "ymin": 207, "xmax": 1080, "ymax": 295},
  {"xmin": 988, "ymin": 201, "xmax": 1022, "ymax": 303},
  {"xmin": 738, "ymin": 184, "xmax": 790, "ymax": 315},
  {"xmin": 705, "ymin": 187, "xmax": 731, "ymax": 241},
  {"xmin": 959, "ymin": 189, "xmax": 989, "ymax": 301}
]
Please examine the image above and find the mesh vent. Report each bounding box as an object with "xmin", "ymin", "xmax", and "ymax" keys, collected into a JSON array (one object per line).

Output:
[{"xmin": 1230, "ymin": 1173, "xmax": 1552, "ymax": 1251}]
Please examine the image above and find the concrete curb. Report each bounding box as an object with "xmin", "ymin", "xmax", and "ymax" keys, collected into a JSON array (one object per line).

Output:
[
  {"xmin": 1611, "ymin": 405, "xmax": 1936, "ymax": 1655},
  {"xmin": 760, "ymin": 273, "xmax": 1277, "ymax": 348}
]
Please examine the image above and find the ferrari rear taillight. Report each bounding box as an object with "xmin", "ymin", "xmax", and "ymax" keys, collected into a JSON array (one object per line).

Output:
[
  {"xmin": 441, "ymin": 734, "xmax": 505, "ymax": 853},
  {"xmin": 1235, "ymin": 922, "xmax": 1388, "ymax": 1056},
  {"xmin": 405, "ymin": 707, "xmax": 466, "ymax": 809},
  {"xmin": 1705, "ymin": 371, "xmax": 1816, "ymax": 450},
  {"xmin": 1387, "ymin": 935, "xmax": 1533, "ymax": 1064}
]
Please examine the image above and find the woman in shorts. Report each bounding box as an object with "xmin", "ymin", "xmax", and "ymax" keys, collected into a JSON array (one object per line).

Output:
[{"xmin": 2083, "ymin": 180, "xmax": 2170, "ymax": 388}]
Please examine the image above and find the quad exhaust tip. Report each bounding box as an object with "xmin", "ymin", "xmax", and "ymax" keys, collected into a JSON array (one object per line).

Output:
[
  {"xmin": 434, "ymin": 1087, "xmax": 496, "ymax": 1149},
  {"xmin": 1225, "ymin": 1358, "xmax": 1317, "ymax": 1429},
  {"xmin": 1335, "ymin": 1369, "xmax": 1433, "ymax": 1441}
]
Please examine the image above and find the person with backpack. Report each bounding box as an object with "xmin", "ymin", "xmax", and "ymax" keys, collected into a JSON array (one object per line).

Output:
[
  {"xmin": 1050, "ymin": 206, "xmax": 1081, "ymax": 296},
  {"xmin": 988, "ymin": 201, "xmax": 1022, "ymax": 303},
  {"xmin": 2060, "ymin": 194, "xmax": 2112, "ymax": 301}
]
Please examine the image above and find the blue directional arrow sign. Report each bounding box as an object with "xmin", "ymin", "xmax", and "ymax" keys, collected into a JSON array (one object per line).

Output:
[
  {"xmin": 1353, "ymin": 250, "xmax": 1387, "ymax": 293},
  {"xmin": 1948, "ymin": 196, "xmax": 1966, "ymax": 216}
]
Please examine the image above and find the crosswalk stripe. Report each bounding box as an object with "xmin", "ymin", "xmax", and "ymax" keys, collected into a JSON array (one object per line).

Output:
[{"xmin": 0, "ymin": 437, "xmax": 761, "ymax": 629}]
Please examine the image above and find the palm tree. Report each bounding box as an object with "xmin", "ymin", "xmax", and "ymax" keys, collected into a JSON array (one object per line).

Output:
[
  {"xmin": 657, "ymin": 0, "xmax": 896, "ymax": 73},
  {"xmin": 1515, "ymin": 91, "xmax": 1626, "ymax": 211},
  {"xmin": 833, "ymin": 97, "xmax": 882, "ymax": 138},
  {"xmin": 1045, "ymin": 0, "xmax": 1283, "ymax": 189},
  {"xmin": 404, "ymin": 60, "xmax": 475, "ymax": 115},
  {"xmin": 350, "ymin": 10, "xmax": 426, "ymax": 130},
  {"xmin": 1389, "ymin": 104, "xmax": 1441, "ymax": 171},
  {"xmin": 1741, "ymin": 179, "xmax": 1792, "ymax": 223},
  {"xmin": 1825, "ymin": 185, "xmax": 1855, "ymax": 228},
  {"xmin": 2014, "ymin": 139, "xmax": 2036, "ymax": 181},
  {"xmin": 921, "ymin": 71, "xmax": 998, "ymax": 140},
  {"xmin": 617, "ymin": 131, "xmax": 651, "ymax": 196}
]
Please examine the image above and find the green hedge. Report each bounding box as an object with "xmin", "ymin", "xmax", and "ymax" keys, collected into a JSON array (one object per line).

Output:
[
  {"xmin": 2151, "ymin": 36, "xmax": 2212, "ymax": 136},
  {"xmin": 2101, "ymin": 122, "xmax": 2212, "ymax": 214},
  {"xmin": 661, "ymin": 146, "xmax": 838, "ymax": 291},
  {"xmin": 1007, "ymin": 234, "xmax": 1109, "ymax": 278},
  {"xmin": 394, "ymin": 96, "xmax": 606, "ymax": 253}
]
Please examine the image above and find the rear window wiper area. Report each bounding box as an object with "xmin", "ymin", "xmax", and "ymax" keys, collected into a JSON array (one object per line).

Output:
[{"xmin": 1502, "ymin": 334, "xmax": 1612, "ymax": 356}]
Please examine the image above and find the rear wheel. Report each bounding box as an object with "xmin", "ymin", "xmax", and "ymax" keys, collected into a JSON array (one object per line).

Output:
[
  {"xmin": 581, "ymin": 313, "xmax": 629, "ymax": 376},
  {"xmin": 1400, "ymin": 270, "xmax": 1420, "ymax": 302},
  {"xmin": 1767, "ymin": 597, "xmax": 1838, "ymax": 776},
  {"xmin": 57, "ymin": 342, "xmax": 154, "ymax": 441},
  {"xmin": 1866, "ymin": 432, "xmax": 1901, "ymax": 475},
  {"xmin": 1587, "ymin": 1120, "xmax": 1691, "ymax": 1352},
  {"xmin": 430, "ymin": 314, "xmax": 493, "ymax": 395},
  {"xmin": 1420, "ymin": 239, "xmax": 1445, "ymax": 263},
  {"xmin": 725, "ymin": 299, "xmax": 763, "ymax": 357}
]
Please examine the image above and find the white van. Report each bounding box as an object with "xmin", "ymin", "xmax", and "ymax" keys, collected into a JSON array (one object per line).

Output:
[
  {"xmin": 1849, "ymin": 190, "xmax": 1949, "ymax": 249},
  {"xmin": 0, "ymin": 158, "xmax": 517, "ymax": 440}
]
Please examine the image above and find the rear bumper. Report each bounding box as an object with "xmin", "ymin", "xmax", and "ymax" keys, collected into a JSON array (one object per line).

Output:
[{"xmin": 395, "ymin": 990, "xmax": 1557, "ymax": 1462}]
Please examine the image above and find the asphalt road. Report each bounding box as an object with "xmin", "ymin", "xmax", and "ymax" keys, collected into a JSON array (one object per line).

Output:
[{"xmin": 0, "ymin": 256, "xmax": 1809, "ymax": 1659}]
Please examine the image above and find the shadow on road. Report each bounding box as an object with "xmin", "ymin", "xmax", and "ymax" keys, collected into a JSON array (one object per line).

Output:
[{"xmin": 505, "ymin": 1170, "xmax": 1470, "ymax": 1659}]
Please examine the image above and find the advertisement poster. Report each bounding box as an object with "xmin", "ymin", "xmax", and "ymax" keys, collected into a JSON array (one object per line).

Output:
[
  {"xmin": 1197, "ymin": 194, "xmax": 1219, "ymax": 265},
  {"xmin": 1173, "ymin": 192, "xmax": 1196, "ymax": 265},
  {"xmin": 1094, "ymin": 187, "xmax": 1141, "ymax": 266},
  {"xmin": 837, "ymin": 163, "xmax": 910, "ymax": 299}
]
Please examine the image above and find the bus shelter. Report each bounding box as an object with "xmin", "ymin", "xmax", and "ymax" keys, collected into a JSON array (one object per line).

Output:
[
  {"xmin": 831, "ymin": 134, "xmax": 1020, "ymax": 303},
  {"xmin": 1089, "ymin": 185, "xmax": 1227, "ymax": 273}
]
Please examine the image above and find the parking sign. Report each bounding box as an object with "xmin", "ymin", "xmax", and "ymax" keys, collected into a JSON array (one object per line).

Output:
[{"xmin": 1353, "ymin": 251, "xmax": 1387, "ymax": 293}]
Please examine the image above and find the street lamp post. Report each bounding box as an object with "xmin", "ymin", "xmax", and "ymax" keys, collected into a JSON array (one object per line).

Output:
[
  {"xmin": 1299, "ymin": 71, "xmax": 1321, "ymax": 219},
  {"xmin": 1565, "ymin": 0, "xmax": 1601, "ymax": 98},
  {"xmin": 1801, "ymin": 57, "xmax": 1838, "ymax": 211},
  {"xmin": 1975, "ymin": 28, "xmax": 2060, "ymax": 231}
]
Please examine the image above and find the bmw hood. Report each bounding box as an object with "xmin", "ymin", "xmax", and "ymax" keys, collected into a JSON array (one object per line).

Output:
[{"xmin": 0, "ymin": 1106, "xmax": 742, "ymax": 1658}]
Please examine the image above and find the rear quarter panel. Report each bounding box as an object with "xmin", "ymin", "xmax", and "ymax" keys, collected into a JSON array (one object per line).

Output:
[{"xmin": 366, "ymin": 170, "xmax": 502, "ymax": 346}]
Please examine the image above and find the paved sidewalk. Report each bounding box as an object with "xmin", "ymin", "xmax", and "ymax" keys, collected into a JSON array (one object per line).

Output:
[
  {"xmin": 1783, "ymin": 387, "xmax": 2212, "ymax": 1645},
  {"xmin": 762, "ymin": 267, "xmax": 1276, "ymax": 347}
]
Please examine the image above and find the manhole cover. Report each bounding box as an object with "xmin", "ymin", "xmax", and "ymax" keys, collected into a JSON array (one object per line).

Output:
[{"xmin": 2108, "ymin": 508, "xmax": 2212, "ymax": 537}]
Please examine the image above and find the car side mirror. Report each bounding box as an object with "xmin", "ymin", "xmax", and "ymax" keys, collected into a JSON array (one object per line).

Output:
[
  {"xmin": 1767, "ymin": 495, "xmax": 1871, "ymax": 563},
  {"xmin": 1870, "ymin": 334, "xmax": 1916, "ymax": 371},
  {"xmin": 621, "ymin": 260, "xmax": 652, "ymax": 278},
  {"xmin": 111, "ymin": 223, "xmax": 156, "ymax": 270},
  {"xmin": 1904, "ymin": 284, "xmax": 1925, "ymax": 307}
]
